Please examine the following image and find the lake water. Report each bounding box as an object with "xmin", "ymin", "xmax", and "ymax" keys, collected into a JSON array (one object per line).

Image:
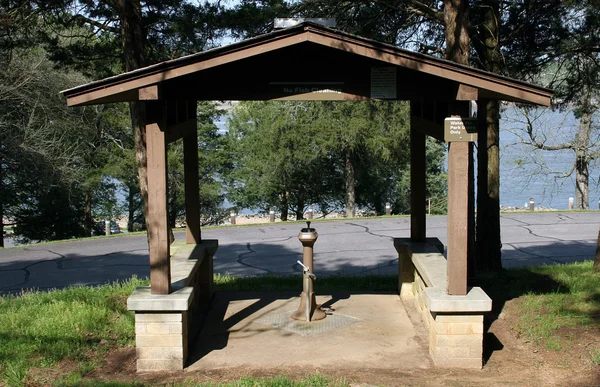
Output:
[{"xmin": 498, "ymin": 105, "xmax": 599, "ymax": 209}]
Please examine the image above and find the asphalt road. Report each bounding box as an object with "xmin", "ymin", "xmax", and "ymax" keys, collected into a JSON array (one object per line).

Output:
[{"xmin": 0, "ymin": 212, "xmax": 598, "ymax": 295}]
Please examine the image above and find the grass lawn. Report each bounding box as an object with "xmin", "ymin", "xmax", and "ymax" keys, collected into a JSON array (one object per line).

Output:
[
  {"xmin": 478, "ymin": 260, "xmax": 600, "ymax": 364},
  {"xmin": 0, "ymin": 262, "xmax": 598, "ymax": 386}
]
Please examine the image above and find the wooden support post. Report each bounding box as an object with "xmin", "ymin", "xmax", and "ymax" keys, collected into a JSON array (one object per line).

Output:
[
  {"xmin": 183, "ymin": 101, "xmax": 201, "ymax": 244},
  {"xmin": 468, "ymin": 141, "xmax": 476, "ymax": 281},
  {"xmin": 410, "ymin": 102, "xmax": 426, "ymax": 242},
  {"xmin": 447, "ymin": 141, "xmax": 470, "ymax": 295},
  {"xmin": 146, "ymin": 101, "xmax": 171, "ymax": 294}
]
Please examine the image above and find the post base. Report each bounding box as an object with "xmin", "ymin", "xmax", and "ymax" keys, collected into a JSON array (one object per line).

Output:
[{"xmin": 290, "ymin": 291, "xmax": 327, "ymax": 321}]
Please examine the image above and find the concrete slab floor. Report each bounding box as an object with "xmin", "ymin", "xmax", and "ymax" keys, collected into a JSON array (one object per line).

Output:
[{"xmin": 187, "ymin": 292, "xmax": 432, "ymax": 371}]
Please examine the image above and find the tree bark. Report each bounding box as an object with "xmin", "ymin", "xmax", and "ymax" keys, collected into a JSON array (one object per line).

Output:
[
  {"xmin": 127, "ymin": 184, "xmax": 135, "ymax": 232},
  {"xmin": 374, "ymin": 196, "xmax": 383, "ymax": 216},
  {"xmin": 345, "ymin": 153, "xmax": 356, "ymax": 217},
  {"xmin": 471, "ymin": 0, "xmax": 503, "ymax": 271},
  {"xmin": 443, "ymin": 0, "xmax": 470, "ymax": 65},
  {"xmin": 83, "ymin": 189, "xmax": 93, "ymax": 236},
  {"xmin": 575, "ymin": 108, "xmax": 591, "ymax": 209},
  {"xmin": 0, "ymin": 155, "xmax": 4, "ymax": 248},
  {"xmin": 118, "ymin": 0, "xmax": 160, "ymax": 241},
  {"xmin": 476, "ymin": 99, "xmax": 503, "ymax": 271},
  {"xmin": 296, "ymin": 196, "xmax": 304, "ymax": 220},
  {"xmin": 280, "ymin": 191, "xmax": 289, "ymax": 221},
  {"xmin": 594, "ymin": 226, "xmax": 600, "ymax": 271}
]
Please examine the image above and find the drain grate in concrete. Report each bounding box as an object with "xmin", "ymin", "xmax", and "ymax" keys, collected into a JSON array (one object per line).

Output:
[{"xmin": 255, "ymin": 311, "xmax": 360, "ymax": 335}]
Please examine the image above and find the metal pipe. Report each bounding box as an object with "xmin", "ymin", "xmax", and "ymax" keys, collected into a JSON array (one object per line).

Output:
[{"xmin": 305, "ymin": 272, "xmax": 311, "ymax": 322}]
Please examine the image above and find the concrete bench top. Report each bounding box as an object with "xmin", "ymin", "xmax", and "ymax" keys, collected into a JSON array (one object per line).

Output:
[
  {"xmin": 171, "ymin": 239, "xmax": 218, "ymax": 290},
  {"xmin": 411, "ymin": 249, "xmax": 447, "ymax": 288},
  {"xmin": 424, "ymin": 287, "xmax": 492, "ymax": 313},
  {"xmin": 395, "ymin": 238, "xmax": 492, "ymax": 314},
  {"xmin": 127, "ymin": 286, "xmax": 194, "ymax": 311},
  {"xmin": 127, "ymin": 239, "xmax": 218, "ymax": 312}
]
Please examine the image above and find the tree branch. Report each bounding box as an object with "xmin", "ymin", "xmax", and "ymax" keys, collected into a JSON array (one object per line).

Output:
[{"xmin": 72, "ymin": 14, "xmax": 119, "ymax": 34}]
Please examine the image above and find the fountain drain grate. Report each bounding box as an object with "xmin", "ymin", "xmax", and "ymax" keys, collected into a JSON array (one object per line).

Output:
[{"xmin": 255, "ymin": 311, "xmax": 360, "ymax": 335}]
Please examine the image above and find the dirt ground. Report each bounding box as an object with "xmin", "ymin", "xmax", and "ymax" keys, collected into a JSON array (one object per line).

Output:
[{"xmin": 78, "ymin": 295, "xmax": 600, "ymax": 387}]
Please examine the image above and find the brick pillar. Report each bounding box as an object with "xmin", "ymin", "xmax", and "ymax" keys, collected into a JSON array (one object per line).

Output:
[
  {"xmin": 429, "ymin": 314, "xmax": 484, "ymax": 368},
  {"xmin": 135, "ymin": 312, "xmax": 189, "ymax": 371}
]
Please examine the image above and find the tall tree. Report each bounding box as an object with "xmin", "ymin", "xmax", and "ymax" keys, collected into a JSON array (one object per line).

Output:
[
  {"xmin": 226, "ymin": 101, "xmax": 340, "ymax": 220},
  {"xmin": 0, "ymin": 44, "xmax": 114, "ymax": 242},
  {"xmin": 36, "ymin": 0, "xmax": 225, "ymax": 240},
  {"xmin": 472, "ymin": 0, "xmax": 502, "ymax": 271},
  {"xmin": 595, "ymin": 226, "xmax": 600, "ymax": 271}
]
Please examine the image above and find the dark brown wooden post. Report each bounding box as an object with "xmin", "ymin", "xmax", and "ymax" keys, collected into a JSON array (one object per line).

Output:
[
  {"xmin": 183, "ymin": 100, "xmax": 201, "ymax": 244},
  {"xmin": 446, "ymin": 97, "xmax": 473, "ymax": 296},
  {"xmin": 146, "ymin": 100, "xmax": 171, "ymax": 295},
  {"xmin": 447, "ymin": 141, "xmax": 469, "ymax": 295},
  {"xmin": 410, "ymin": 101, "xmax": 426, "ymax": 242}
]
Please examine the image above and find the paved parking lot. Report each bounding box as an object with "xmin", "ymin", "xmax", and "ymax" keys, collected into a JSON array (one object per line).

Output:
[{"xmin": 0, "ymin": 212, "xmax": 597, "ymax": 294}]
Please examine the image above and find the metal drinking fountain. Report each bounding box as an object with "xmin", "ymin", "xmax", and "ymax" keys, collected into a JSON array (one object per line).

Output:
[{"xmin": 291, "ymin": 221, "xmax": 326, "ymax": 322}]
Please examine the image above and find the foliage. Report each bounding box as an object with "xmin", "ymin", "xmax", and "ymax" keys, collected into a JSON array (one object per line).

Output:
[
  {"xmin": 0, "ymin": 44, "xmax": 123, "ymax": 242},
  {"xmin": 394, "ymin": 137, "xmax": 448, "ymax": 215},
  {"xmin": 225, "ymin": 101, "xmax": 444, "ymax": 218},
  {"xmin": 36, "ymin": 0, "xmax": 226, "ymax": 77},
  {"xmin": 226, "ymin": 101, "xmax": 338, "ymax": 218}
]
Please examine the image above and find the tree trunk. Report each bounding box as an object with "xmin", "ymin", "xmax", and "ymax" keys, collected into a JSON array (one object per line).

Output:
[
  {"xmin": 168, "ymin": 191, "xmax": 177, "ymax": 229},
  {"xmin": 374, "ymin": 196, "xmax": 383, "ymax": 216},
  {"xmin": 594, "ymin": 226, "xmax": 600, "ymax": 271},
  {"xmin": 472, "ymin": 0, "xmax": 503, "ymax": 271},
  {"xmin": 0, "ymin": 210, "xmax": 3, "ymax": 248},
  {"xmin": 128, "ymin": 185, "xmax": 135, "ymax": 232},
  {"xmin": 296, "ymin": 196, "xmax": 304, "ymax": 220},
  {"xmin": 575, "ymin": 109, "xmax": 591, "ymax": 209},
  {"xmin": 280, "ymin": 192, "xmax": 289, "ymax": 221},
  {"xmin": 345, "ymin": 153, "xmax": 356, "ymax": 217},
  {"xmin": 118, "ymin": 0, "xmax": 163, "ymax": 242},
  {"xmin": 476, "ymin": 100, "xmax": 503, "ymax": 271},
  {"xmin": 83, "ymin": 189, "xmax": 93, "ymax": 236},
  {"xmin": 0, "ymin": 158, "xmax": 4, "ymax": 248},
  {"xmin": 443, "ymin": 0, "xmax": 470, "ymax": 65}
]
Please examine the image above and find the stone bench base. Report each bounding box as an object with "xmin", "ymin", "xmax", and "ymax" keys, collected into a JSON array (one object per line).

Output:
[
  {"xmin": 128, "ymin": 239, "xmax": 218, "ymax": 372},
  {"xmin": 394, "ymin": 238, "xmax": 492, "ymax": 369}
]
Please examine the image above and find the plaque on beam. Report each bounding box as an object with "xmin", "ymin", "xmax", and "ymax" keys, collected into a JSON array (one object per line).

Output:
[{"xmin": 444, "ymin": 117, "xmax": 478, "ymax": 142}]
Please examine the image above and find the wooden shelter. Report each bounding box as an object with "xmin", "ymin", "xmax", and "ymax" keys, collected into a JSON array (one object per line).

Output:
[
  {"xmin": 62, "ymin": 21, "xmax": 551, "ymax": 295},
  {"xmin": 62, "ymin": 21, "xmax": 552, "ymax": 370}
]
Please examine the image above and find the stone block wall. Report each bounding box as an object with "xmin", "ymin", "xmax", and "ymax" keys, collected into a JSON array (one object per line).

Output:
[
  {"xmin": 128, "ymin": 240, "xmax": 218, "ymax": 372},
  {"xmin": 134, "ymin": 312, "xmax": 188, "ymax": 371},
  {"xmin": 429, "ymin": 314, "xmax": 484, "ymax": 368},
  {"xmin": 394, "ymin": 238, "xmax": 491, "ymax": 369}
]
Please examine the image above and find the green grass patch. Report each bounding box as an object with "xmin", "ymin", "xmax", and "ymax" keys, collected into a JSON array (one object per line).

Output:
[
  {"xmin": 478, "ymin": 261, "xmax": 600, "ymax": 353},
  {"xmin": 3, "ymin": 261, "xmax": 596, "ymax": 386},
  {"xmin": 54, "ymin": 373, "xmax": 347, "ymax": 387},
  {"xmin": 182, "ymin": 374, "xmax": 348, "ymax": 387},
  {"xmin": 0, "ymin": 274, "xmax": 392, "ymax": 386},
  {"xmin": 214, "ymin": 273, "xmax": 397, "ymax": 292},
  {"xmin": 0, "ymin": 277, "xmax": 150, "ymax": 387}
]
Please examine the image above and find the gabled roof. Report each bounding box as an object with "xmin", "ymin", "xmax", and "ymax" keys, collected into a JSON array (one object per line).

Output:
[{"xmin": 62, "ymin": 21, "xmax": 552, "ymax": 107}]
